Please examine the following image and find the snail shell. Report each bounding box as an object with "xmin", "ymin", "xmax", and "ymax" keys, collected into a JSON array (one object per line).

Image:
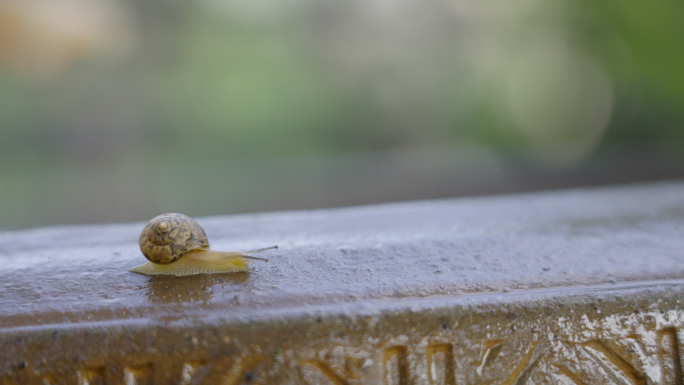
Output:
[
  {"xmin": 130, "ymin": 213, "xmax": 276, "ymax": 276},
  {"xmin": 139, "ymin": 213, "xmax": 209, "ymax": 264}
]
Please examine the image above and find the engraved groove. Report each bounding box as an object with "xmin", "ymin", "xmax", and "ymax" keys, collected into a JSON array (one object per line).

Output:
[
  {"xmin": 659, "ymin": 328, "xmax": 683, "ymax": 385},
  {"xmin": 501, "ymin": 343, "xmax": 538, "ymax": 385},
  {"xmin": 554, "ymin": 364, "xmax": 588, "ymax": 385},
  {"xmin": 41, "ymin": 374, "xmax": 58, "ymax": 385},
  {"xmin": 343, "ymin": 357, "xmax": 364, "ymax": 380},
  {"xmin": 581, "ymin": 340, "xmax": 646, "ymax": 385},
  {"xmin": 302, "ymin": 360, "xmax": 349, "ymax": 385},
  {"xmin": 179, "ymin": 361, "xmax": 210, "ymax": 385},
  {"xmin": 77, "ymin": 367, "xmax": 105, "ymax": 385},
  {"xmin": 513, "ymin": 356, "xmax": 541, "ymax": 385},
  {"xmin": 124, "ymin": 364, "xmax": 153, "ymax": 385},
  {"xmin": 383, "ymin": 346, "xmax": 408, "ymax": 385},
  {"xmin": 476, "ymin": 340, "xmax": 503, "ymax": 376},
  {"xmin": 426, "ymin": 343, "xmax": 455, "ymax": 385}
]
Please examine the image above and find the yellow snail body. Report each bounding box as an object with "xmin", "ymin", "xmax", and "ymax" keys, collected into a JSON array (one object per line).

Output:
[{"xmin": 129, "ymin": 213, "xmax": 276, "ymax": 276}]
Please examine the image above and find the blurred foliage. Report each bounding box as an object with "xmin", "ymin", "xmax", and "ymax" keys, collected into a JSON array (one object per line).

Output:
[{"xmin": 0, "ymin": 0, "xmax": 683, "ymax": 229}]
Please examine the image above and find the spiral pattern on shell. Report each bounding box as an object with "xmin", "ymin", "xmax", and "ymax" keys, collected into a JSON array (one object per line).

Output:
[{"xmin": 139, "ymin": 213, "xmax": 210, "ymax": 264}]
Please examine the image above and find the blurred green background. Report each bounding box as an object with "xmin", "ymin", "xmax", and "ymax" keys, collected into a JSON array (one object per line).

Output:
[{"xmin": 0, "ymin": 0, "xmax": 683, "ymax": 230}]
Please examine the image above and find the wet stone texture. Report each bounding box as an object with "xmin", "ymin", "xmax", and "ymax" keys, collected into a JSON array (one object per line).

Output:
[{"xmin": 2, "ymin": 181, "xmax": 684, "ymax": 384}]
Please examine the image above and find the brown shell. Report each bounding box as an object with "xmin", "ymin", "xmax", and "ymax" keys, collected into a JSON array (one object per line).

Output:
[{"xmin": 139, "ymin": 213, "xmax": 210, "ymax": 264}]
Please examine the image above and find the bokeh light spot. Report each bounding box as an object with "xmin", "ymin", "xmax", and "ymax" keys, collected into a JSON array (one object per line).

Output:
[{"xmin": 506, "ymin": 42, "xmax": 614, "ymax": 168}]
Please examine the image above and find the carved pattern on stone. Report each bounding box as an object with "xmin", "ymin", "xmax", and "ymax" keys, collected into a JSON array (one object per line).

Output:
[
  {"xmin": 383, "ymin": 346, "xmax": 408, "ymax": 385},
  {"xmin": 124, "ymin": 364, "xmax": 153, "ymax": 385},
  {"xmin": 77, "ymin": 367, "xmax": 105, "ymax": 385},
  {"xmin": 4, "ymin": 310, "xmax": 684, "ymax": 384},
  {"xmin": 425, "ymin": 343, "xmax": 454, "ymax": 385}
]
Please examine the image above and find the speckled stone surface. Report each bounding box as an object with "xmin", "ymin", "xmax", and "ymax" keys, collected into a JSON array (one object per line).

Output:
[{"xmin": 2, "ymin": 181, "xmax": 684, "ymax": 384}]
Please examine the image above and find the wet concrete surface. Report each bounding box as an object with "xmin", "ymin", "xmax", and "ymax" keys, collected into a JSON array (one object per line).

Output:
[
  {"xmin": 3, "ymin": 181, "xmax": 684, "ymax": 328},
  {"xmin": 2, "ymin": 181, "xmax": 684, "ymax": 383}
]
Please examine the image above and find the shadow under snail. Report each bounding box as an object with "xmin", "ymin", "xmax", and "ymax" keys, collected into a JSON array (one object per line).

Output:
[{"xmin": 129, "ymin": 213, "xmax": 276, "ymax": 276}]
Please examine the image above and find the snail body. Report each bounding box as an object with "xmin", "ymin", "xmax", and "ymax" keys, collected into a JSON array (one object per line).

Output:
[{"xmin": 129, "ymin": 213, "xmax": 276, "ymax": 276}]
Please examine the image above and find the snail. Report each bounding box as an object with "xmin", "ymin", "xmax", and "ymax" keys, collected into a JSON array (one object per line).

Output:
[{"xmin": 129, "ymin": 213, "xmax": 276, "ymax": 276}]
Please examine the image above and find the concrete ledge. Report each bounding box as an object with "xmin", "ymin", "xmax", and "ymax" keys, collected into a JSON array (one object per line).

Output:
[{"xmin": 2, "ymin": 181, "xmax": 684, "ymax": 384}]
